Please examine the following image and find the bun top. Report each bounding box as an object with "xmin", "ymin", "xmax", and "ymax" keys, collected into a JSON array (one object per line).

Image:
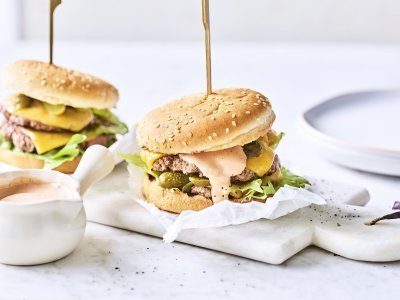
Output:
[
  {"xmin": 1, "ymin": 60, "xmax": 119, "ymax": 109},
  {"xmin": 137, "ymin": 88, "xmax": 275, "ymax": 154}
]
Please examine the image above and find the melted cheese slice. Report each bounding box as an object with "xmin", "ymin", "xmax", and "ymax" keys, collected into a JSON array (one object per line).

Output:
[
  {"xmin": 140, "ymin": 149, "xmax": 165, "ymax": 169},
  {"xmin": 6, "ymin": 100, "xmax": 93, "ymax": 132},
  {"xmin": 180, "ymin": 146, "xmax": 246, "ymax": 203},
  {"xmin": 20, "ymin": 127, "xmax": 73, "ymax": 154},
  {"xmin": 246, "ymin": 145, "xmax": 275, "ymax": 177}
]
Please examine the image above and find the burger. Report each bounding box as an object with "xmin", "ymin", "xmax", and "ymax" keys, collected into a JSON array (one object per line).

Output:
[
  {"xmin": 121, "ymin": 88, "xmax": 308, "ymax": 213},
  {"xmin": 0, "ymin": 60, "xmax": 128, "ymax": 173}
]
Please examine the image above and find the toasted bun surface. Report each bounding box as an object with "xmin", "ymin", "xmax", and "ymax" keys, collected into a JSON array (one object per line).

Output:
[
  {"xmin": 137, "ymin": 88, "xmax": 275, "ymax": 154},
  {"xmin": 142, "ymin": 174, "xmax": 212, "ymax": 213},
  {"xmin": 0, "ymin": 148, "xmax": 81, "ymax": 174},
  {"xmin": 1, "ymin": 60, "xmax": 118, "ymax": 109},
  {"xmin": 142, "ymin": 175, "xmax": 257, "ymax": 213}
]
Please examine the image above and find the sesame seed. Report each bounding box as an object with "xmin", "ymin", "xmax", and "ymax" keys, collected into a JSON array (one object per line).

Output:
[
  {"xmin": 190, "ymin": 120, "xmax": 194, "ymax": 123},
  {"xmin": 212, "ymin": 132, "xmax": 218, "ymax": 137},
  {"xmin": 182, "ymin": 141, "xmax": 187, "ymax": 146},
  {"xmin": 153, "ymin": 120, "xmax": 157, "ymax": 124},
  {"xmin": 224, "ymin": 110, "xmax": 230, "ymax": 113},
  {"xmin": 168, "ymin": 137, "xmax": 174, "ymax": 141},
  {"xmin": 232, "ymin": 113, "xmax": 236, "ymax": 118},
  {"xmin": 211, "ymin": 116, "xmax": 216, "ymax": 120},
  {"xmin": 41, "ymin": 80, "xmax": 46, "ymax": 86},
  {"xmin": 225, "ymin": 128, "xmax": 230, "ymax": 133},
  {"xmin": 208, "ymin": 136, "xmax": 213, "ymax": 141},
  {"xmin": 156, "ymin": 124, "xmax": 160, "ymax": 128},
  {"xmin": 232, "ymin": 121, "xmax": 237, "ymax": 127},
  {"xmin": 189, "ymin": 132, "xmax": 193, "ymax": 137},
  {"xmin": 253, "ymin": 103, "xmax": 259, "ymax": 106},
  {"xmin": 245, "ymin": 111, "xmax": 250, "ymax": 114}
]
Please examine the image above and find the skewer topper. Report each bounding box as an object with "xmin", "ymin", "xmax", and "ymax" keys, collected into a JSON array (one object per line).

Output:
[
  {"xmin": 49, "ymin": 0, "xmax": 62, "ymax": 64},
  {"xmin": 202, "ymin": 0, "xmax": 212, "ymax": 96}
]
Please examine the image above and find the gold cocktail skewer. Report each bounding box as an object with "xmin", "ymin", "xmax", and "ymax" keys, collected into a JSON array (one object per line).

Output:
[
  {"xmin": 49, "ymin": 0, "xmax": 62, "ymax": 64},
  {"xmin": 202, "ymin": 0, "xmax": 212, "ymax": 95}
]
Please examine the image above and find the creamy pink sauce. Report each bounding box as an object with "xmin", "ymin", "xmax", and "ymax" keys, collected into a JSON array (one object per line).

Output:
[
  {"xmin": 0, "ymin": 178, "xmax": 77, "ymax": 203},
  {"xmin": 179, "ymin": 146, "xmax": 247, "ymax": 203}
]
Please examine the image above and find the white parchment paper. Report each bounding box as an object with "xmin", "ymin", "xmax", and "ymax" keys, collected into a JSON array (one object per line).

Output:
[
  {"xmin": 114, "ymin": 127, "xmax": 326, "ymax": 242},
  {"xmin": 128, "ymin": 165, "xmax": 326, "ymax": 243}
]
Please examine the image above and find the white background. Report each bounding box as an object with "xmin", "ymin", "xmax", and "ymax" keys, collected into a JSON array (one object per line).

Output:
[{"xmin": 2, "ymin": 0, "xmax": 400, "ymax": 43}]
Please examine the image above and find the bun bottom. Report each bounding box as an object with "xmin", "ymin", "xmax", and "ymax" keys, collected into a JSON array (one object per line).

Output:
[
  {"xmin": 141, "ymin": 175, "xmax": 257, "ymax": 214},
  {"xmin": 0, "ymin": 148, "xmax": 81, "ymax": 174},
  {"xmin": 142, "ymin": 174, "xmax": 213, "ymax": 213}
]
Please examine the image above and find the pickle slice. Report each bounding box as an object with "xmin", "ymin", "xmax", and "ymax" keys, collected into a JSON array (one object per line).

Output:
[
  {"xmin": 189, "ymin": 177, "xmax": 210, "ymax": 187},
  {"xmin": 9, "ymin": 94, "xmax": 32, "ymax": 110},
  {"xmin": 158, "ymin": 172, "xmax": 190, "ymax": 189},
  {"xmin": 44, "ymin": 102, "xmax": 66, "ymax": 115}
]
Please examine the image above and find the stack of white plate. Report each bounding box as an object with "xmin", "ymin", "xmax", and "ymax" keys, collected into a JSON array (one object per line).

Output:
[{"xmin": 300, "ymin": 90, "xmax": 400, "ymax": 176}]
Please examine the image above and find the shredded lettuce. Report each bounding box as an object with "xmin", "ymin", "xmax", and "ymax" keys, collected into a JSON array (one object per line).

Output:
[
  {"xmin": 119, "ymin": 152, "xmax": 160, "ymax": 178},
  {"xmin": 0, "ymin": 133, "xmax": 12, "ymax": 150},
  {"xmin": 270, "ymin": 132, "xmax": 285, "ymax": 150},
  {"xmin": 0, "ymin": 132, "xmax": 86, "ymax": 170},
  {"xmin": 230, "ymin": 178, "xmax": 276, "ymax": 201},
  {"xmin": 84, "ymin": 108, "xmax": 128, "ymax": 137},
  {"xmin": 29, "ymin": 134, "xmax": 87, "ymax": 169},
  {"xmin": 275, "ymin": 167, "xmax": 310, "ymax": 190},
  {"xmin": 230, "ymin": 168, "xmax": 309, "ymax": 200}
]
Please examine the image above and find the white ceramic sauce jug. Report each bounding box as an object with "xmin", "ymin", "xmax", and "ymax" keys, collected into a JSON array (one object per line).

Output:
[{"xmin": 0, "ymin": 145, "xmax": 115, "ymax": 265}]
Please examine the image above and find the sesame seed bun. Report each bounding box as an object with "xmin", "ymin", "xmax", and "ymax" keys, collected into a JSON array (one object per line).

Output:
[
  {"xmin": 0, "ymin": 148, "xmax": 81, "ymax": 174},
  {"xmin": 142, "ymin": 174, "xmax": 212, "ymax": 213},
  {"xmin": 137, "ymin": 88, "xmax": 275, "ymax": 154},
  {"xmin": 1, "ymin": 60, "xmax": 118, "ymax": 109},
  {"xmin": 142, "ymin": 174, "xmax": 256, "ymax": 213}
]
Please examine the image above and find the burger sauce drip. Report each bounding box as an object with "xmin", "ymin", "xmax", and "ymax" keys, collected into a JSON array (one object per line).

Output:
[{"xmin": 179, "ymin": 146, "xmax": 247, "ymax": 203}]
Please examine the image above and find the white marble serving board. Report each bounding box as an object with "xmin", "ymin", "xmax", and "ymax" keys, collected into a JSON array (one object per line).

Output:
[{"xmin": 84, "ymin": 164, "xmax": 400, "ymax": 264}]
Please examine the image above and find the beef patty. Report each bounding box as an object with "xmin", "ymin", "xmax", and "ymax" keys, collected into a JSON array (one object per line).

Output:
[
  {"xmin": 152, "ymin": 153, "xmax": 281, "ymax": 185},
  {"xmin": 0, "ymin": 121, "xmax": 112, "ymax": 153},
  {"xmin": 1, "ymin": 105, "xmax": 63, "ymax": 132},
  {"xmin": 1, "ymin": 122, "xmax": 35, "ymax": 152}
]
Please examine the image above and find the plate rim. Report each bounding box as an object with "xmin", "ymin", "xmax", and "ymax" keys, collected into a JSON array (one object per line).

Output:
[{"xmin": 300, "ymin": 89, "xmax": 400, "ymax": 157}]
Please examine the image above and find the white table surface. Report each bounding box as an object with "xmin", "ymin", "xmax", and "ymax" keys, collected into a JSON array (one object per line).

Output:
[{"xmin": 0, "ymin": 42, "xmax": 400, "ymax": 299}]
